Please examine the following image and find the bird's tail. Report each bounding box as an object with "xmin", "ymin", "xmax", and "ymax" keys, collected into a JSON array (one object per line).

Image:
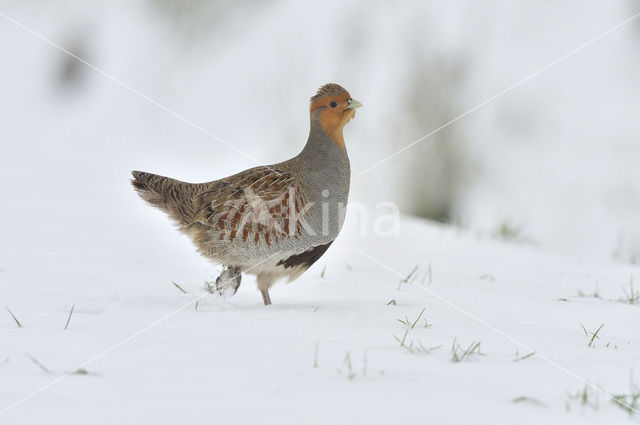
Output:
[{"xmin": 131, "ymin": 170, "xmax": 202, "ymax": 227}]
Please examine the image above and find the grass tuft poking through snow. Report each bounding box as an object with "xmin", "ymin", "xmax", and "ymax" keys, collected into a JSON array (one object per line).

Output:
[
  {"xmin": 71, "ymin": 368, "xmax": 96, "ymax": 376},
  {"xmin": 340, "ymin": 351, "xmax": 357, "ymax": 380},
  {"xmin": 64, "ymin": 304, "xmax": 75, "ymax": 331},
  {"xmin": 565, "ymin": 375, "xmax": 640, "ymax": 416},
  {"xmin": 397, "ymin": 308, "xmax": 426, "ymax": 329},
  {"xmin": 580, "ymin": 323, "xmax": 605, "ymax": 348},
  {"xmin": 450, "ymin": 339, "xmax": 483, "ymax": 363},
  {"xmin": 338, "ymin": 351, "xmax": 373, "ymax": 380},
  {"xmin": 618, "ymin": 276, "xmax": 639, "ymax": 305},
  {"xmin": 397, "ymin": 265, "xmax": 419, "ymax": 290},
  {"xmin": 27, "ymin": 355, "xmax": 52, "ymax": 374},
  {"xmin": 425, "ymin": 263, "xmax": 432, "ymax": 285},
  {"xmin": 171, "ymin": 281, "xmax": 188, "ymax": 294},
  {"xmin": 577, "ymin": 285, "xmax": 601, "ymax": 299},
  {"xmin": 513, "ymin": 351, "xmax": 536, "ymax": 362},
  {"xmin": 611, "ymin": 391, "xmax": 640, "ymax": 416},
  {"xmin": 572, "ymin": 276, "xmax": 640, "ymax": 306},
  {"xmin": 5, "ymin": 307, "xmax": 22, "ymax": 328},
  {"xmin": 565, "ymin": 385, "xmax": 600, "ymax": 412},
  {"xmin": 492, "ymin": 220, "xmax": 534, "ymax": 244},
  {"xmin": 393, "ymin": 308, "xmax": 439, "ymax": 355},
  {"xmin": 397, "ymin": 264, "xmax": 432, "ymax": 290},
  {"xmin": 512, "ymin": 396, "xmax": 546, "ymax": 407}
]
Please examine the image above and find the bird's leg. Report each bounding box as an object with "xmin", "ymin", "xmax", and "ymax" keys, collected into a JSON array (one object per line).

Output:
[
  {"xmin": 256, "ymin": 274, "xmax": 273, "ymax": 305},
  {"xmin": 261, "ymin": 289, "xmax": 272, "ymax": 306},
  {"xmin": 206, "ymin": 266, "xmax": 242, "ymax": 297}
]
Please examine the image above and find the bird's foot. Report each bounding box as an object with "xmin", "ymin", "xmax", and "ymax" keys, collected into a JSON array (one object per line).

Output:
[{"xmin": 206, "ymin": 266, "xmax": 242, "ymax": 298}]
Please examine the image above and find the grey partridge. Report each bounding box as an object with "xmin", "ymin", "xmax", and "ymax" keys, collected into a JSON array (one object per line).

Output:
[{"xmin": 131, "ymin": 83, "xmax": 361, "ymax": 305}]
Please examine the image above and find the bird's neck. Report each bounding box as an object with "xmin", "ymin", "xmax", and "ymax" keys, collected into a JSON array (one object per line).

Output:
[
  {"xmin": 319, "ymin": 120, "xmax": 346, "ymax": 151},
  {"xmin": 298, "ymin": 119, "xmax": 348, "ymax": 163}
]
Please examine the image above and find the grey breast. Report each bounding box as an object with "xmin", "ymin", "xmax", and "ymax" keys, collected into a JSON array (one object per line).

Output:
[{"xmin": 291, "ymin": 120, "xmax": 351, "ymax": 246}]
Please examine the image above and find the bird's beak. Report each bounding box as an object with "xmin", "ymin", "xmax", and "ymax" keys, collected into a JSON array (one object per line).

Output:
[{"xmin": 346, "ymin": 99, "xmax": 363, "ymax": 110}]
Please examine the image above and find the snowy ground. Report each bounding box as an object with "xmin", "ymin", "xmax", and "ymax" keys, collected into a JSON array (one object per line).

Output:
[{"xmin": 2, "ymin": 212, "xmax": 639, "ymax": 424}]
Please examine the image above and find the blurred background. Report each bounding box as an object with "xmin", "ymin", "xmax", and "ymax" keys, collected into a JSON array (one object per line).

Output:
[{"xmin": 1, "ymin": 0, "xmax": 639, "ymax": 269}]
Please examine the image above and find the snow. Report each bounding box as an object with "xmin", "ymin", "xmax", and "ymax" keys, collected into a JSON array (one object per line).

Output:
[
  {"xmin": 2, "ymin": 213, "xmax": 639, "ymax": 424},
  {"xmin": 2, "ymin": 1, "xmax": 640, "ymax": 423}
]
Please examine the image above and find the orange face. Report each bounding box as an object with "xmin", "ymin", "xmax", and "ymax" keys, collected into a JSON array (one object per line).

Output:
[{"xmin": 310, "ymin": 91, "xmax": 362, "ymax": 150}]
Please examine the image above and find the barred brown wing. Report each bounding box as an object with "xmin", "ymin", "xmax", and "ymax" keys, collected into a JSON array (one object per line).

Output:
[{"xmin": 193, "ymin": 167, "xmax": 308, "ymax": 247}]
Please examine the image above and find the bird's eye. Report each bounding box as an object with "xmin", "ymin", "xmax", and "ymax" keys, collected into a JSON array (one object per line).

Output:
[{"xmin": 330, "ymin": 101, "xmax": 338, "ymax": 108}]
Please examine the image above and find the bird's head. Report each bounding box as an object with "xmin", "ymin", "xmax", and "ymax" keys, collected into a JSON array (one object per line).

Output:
[{"xmin": 310, "ymin": 83, "xmax": 362, "ymax": 150}]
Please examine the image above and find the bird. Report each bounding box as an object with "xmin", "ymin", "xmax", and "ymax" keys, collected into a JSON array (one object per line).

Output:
[{"xmin": 131, "ymin": 83, "xmax": 361, "ymax": 305}]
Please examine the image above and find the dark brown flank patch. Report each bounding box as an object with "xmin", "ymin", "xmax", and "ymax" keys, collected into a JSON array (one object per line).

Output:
[{"xmin": 277, "ymin": 242, "xmax": 333, "ymax": 270}]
